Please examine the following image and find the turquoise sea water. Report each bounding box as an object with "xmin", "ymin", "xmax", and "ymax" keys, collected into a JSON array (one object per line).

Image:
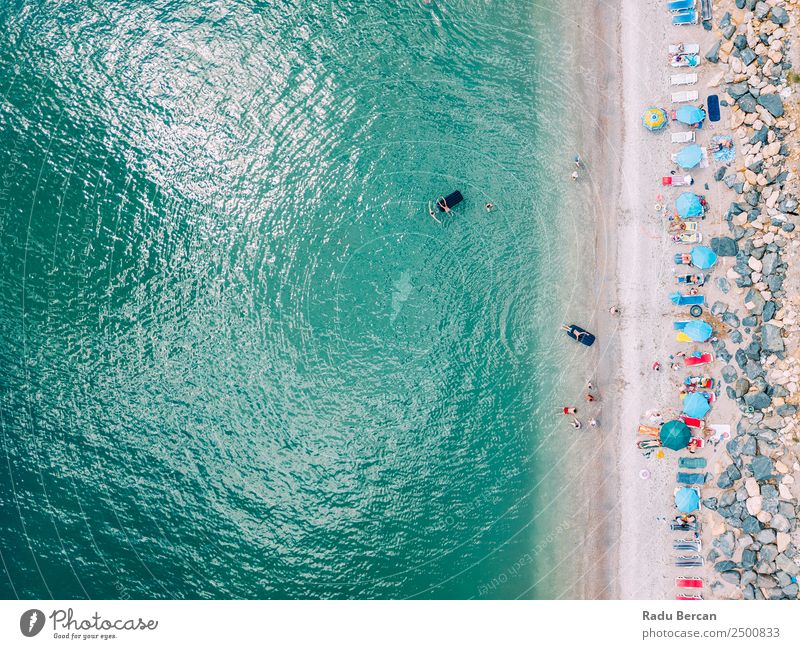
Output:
[{"xmin": 1, "ymin": 1, "xmax": 592, "ymax": 598}]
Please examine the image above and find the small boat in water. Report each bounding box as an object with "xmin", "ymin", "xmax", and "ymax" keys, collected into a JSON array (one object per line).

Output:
[{"xmin": 561, "ymin": 324, "xmax": 595, "ymax": 347}]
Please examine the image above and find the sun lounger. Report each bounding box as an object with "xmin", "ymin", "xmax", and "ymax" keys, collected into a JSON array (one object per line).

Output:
[
  {"xmin": 671, "ymin": 131, "xmax": 696, "ymax": 144},
  {"xmin": 681, "ymin": 416, "xmax": 705, "ymax": 429},
  {"xmin": 676, "ymin": 577, "xmax": 703, "ymax": 589},
  {"xmin": 675, "ymin": 556, "xmax": 704, "ymax": 567},
  {"xmin": 671, "ymin": 232, "xmax": 702, "ymax": 244},
  {"xmin": 670, "ymin": 292, "xmax": 704, "ymax": 306},
  {"xmin": 700, "ymin": 0, "xmax": 712, "ymax": 20},
  {"xmin": 677, "ymin": 472, "xmax": 707, "ymax": 485},
  {"xmin": 667, "ymin": 0, "xmax": 695, "ymax": 12},
  {"xmin": 670, "ymin": 54, "xmax": 700, "ymax": 68},
  {"xmin": 672, "ymin": 90, "xmax": 699, "ymax": 104},
  {"xmin": 672, "ymin": 11, "xmax": 698, "ymax": 25},
  {"xmin": 662, "ymin": 174, "xmax": 694, "ymax": 186},
  {"xmin": 707, "ymin": 94, "xmax": 720, "ymax": 122},
  {"xmin": 676, "ymin": 594, "xmax": 703, "ymax": 600},
  {"xmin": 669, "ymin": 43, "xmax": 700, "ymax": 55},
  {"xmin": 708, "ymin": 424, "xmax": 731, "ymax": 444},
  {"xmin": 671, "ymin": 73, "xmax": 698, "ymax": 86},
  {"xmin": 684, "ymin": 352, "xmax": 712, "ymax": 366},
  {"xmin": 671, "ymin": 521, "xmax": 698, "ymax": 532},
  {"xmin": 670, "ymin": 221, "xmax": 698, "ymax": 233},
  {"xmin": 673, "ymin": 538, "xmax": 702, "ymax": 552},
  {"xmin": 679, "ymin": 457, "xmax": 707, "ymax": 469}
]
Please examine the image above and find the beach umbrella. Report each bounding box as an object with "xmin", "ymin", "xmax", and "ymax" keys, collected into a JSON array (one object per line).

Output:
[
  {"xmin": 642, "ymin": 108, "xmax": 668, "ymax": 131},
  {"xmin": 675, "ymin": 487, "xmax": 700, "ymax": 512},
  {"xmin": 683, "ymin": 392, "xmax": 711, "ymax": 419},
  {"xmin": 681, "ymin": 319, "xmax": 713, "ymax": 342},
  {"xmin": 690, "ymin": 245, "xmax": 717, "ymax": 269},
  {"xmin": 659, "ymin": 420, "xmax": 691, "ymax": 450},
  {"xmin": 676, "ymin": 192, "xmax": 703, "ymax": 217},
  {"xmin": 675, "ymin": 105, "xmax": 706, "ymax": 125},
  {"xmin": 676, "ymin": 144, "xmax": 704, "ymax": 169}
]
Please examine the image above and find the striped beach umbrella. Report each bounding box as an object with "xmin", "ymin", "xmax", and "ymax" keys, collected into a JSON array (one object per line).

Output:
[{"xmin": 642, "ymin": 108, "xmax": 668, "ymax": 131}]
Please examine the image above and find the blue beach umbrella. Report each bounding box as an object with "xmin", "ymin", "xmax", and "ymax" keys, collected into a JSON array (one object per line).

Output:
[
  {"xmin": 676, "ymin": 144, "xmax": 704, "ymax": 169},
  {"xmin": 681, "ymin": 320, "xmax": 713, "ymax": 342},
  {"xmin": 676, "ymin": 192, "xmax": 703, "ymax": 217},
  {"xmin": 683, "ymin": 392, "xmax": 711, "ymax": 419},
  {"xmin": 659, "ymin": 420, "xmax": 691, "ymax": 450},
  {"xmin": 690, "ymin": 245, "xmax": 717, "ymax": 269},
  {"xmin": 675, "ymin": 105, "xmax": 706, "ymax": 125},
  {"xmin": 675, "ymin": 487, "xmax": 700, "ymax": 512}
]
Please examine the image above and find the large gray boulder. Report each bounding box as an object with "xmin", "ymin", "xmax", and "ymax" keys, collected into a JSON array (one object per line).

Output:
[
  {"xmin": 711, "ymin": 236, "xmax": 738, "ymax": 256},
  {"xmin": 758, "ymin": 94, "xmax": 785, "ymax": 118},
  {"xmin": 770, "ymin": 6, "xmax": 789, "ymax": 24},
  {"xmin": 749, "ymin": 455, "xmax": 774, "ymax": 480},
  {"xmin": 762, "ymin": 324, "xmax": 785, "ymax": 353},
  {"xmin": 738, "ymin": 93, "xmax": 758, "ymax": 113}
]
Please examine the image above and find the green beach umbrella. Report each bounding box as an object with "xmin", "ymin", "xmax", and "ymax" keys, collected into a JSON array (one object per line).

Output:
[{"xmin": 659, "ymin": 420, "xmax": 691, "ymax": 450}]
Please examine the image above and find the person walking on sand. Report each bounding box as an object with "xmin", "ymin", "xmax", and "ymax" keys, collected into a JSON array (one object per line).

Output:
[
  {"xmin": 570, "ymin": 417, "xmax": 582, "ymax": 429},
  {"xmin": 585, "ymin": 393, "xmax": 595, "ymax": 402},
  {"xmin": 587, "ymin": 381, "xmax": 594, "ymax": 391},
  {"xmin": 562, "ymin": 406, "xmax": 577, "ymax": 415},
  {"xmin": 652, "ymin": 361, "xmax": 661, "ymax": 371},
  {"xmin": 571, "ymin": 170, "xmax": 579, "ymax": 181},
  {"xmin": 609, "ymin": 306, "xmax": 620, "ymax": 316},
  {"xmin": 588, "ymin": 418, "xmax": 598, "ymax": 428},
  {"xmin": 574, "ymin": 154, "xmax": 582, "ymax": 168}
]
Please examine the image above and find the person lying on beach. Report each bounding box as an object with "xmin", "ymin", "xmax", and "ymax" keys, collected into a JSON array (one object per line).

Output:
[
  {"xmin": 562, "ymin": 406, "xmax": 577, "ymax": 415},
  {"xmin": 687, "ymin": 438, "xmax": 700, "ymax": 454},
  {"xmin": 570, "ymin": 417, "xmax": 582, "ymax": 429}
]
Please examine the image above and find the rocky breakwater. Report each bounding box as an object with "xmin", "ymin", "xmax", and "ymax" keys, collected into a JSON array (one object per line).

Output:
[{"xmin": 702, "ymin": 0, "xmax": 800, "ymax": 599}]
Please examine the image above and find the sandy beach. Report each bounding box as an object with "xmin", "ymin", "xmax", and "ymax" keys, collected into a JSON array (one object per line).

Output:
[
  {"xmin": 612, "ymin": 0, "xmax": 738, "ymax": 599},
  {"xmin": 590, "ymin": 0, "xmax": 799, "ymax": 600}
]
